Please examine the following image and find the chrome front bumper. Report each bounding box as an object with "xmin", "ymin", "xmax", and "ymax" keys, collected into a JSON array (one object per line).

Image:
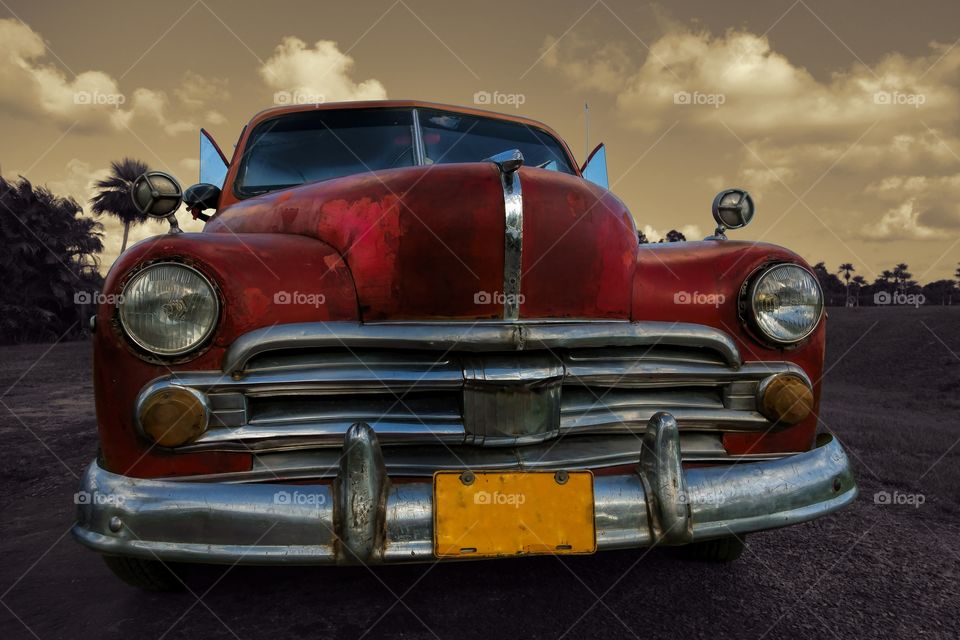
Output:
[{"xmin": 72, "ymin": 414, "xmax": 857, "ymax": 565}]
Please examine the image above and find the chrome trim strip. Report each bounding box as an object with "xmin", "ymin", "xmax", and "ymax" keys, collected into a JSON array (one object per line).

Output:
[
  {"xmin": 166, "ymin": 435, "xmax": 786, "ymax": 483},
  {"xmin": 177, "ymin": 406, "xmax": 770, "ymax": 453},
  {"xmin": 221, "ymin": 321, "xmax": 742, "ymax": 374},
  {"xmin": 72, "ymin": 423, "xmax": 857, "ymax": 565},
  {"xmin": 484, "ymin": 149, "xmax": 524, "ymax": 320}
]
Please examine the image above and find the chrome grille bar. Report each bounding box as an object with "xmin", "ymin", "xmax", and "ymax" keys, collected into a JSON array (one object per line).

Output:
[
  {"xmin": 166, "ymin": 433, "xmax": 794, "ymax": 483},
  {"xmin": 221, "ymin": 321, "xmax": 741, "ymax": 374}
]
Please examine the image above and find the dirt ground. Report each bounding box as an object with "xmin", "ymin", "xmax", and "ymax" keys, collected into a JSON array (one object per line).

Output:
[{"xmin": 1, "ymin": 307, "xmax": 958, "ymax": 639}]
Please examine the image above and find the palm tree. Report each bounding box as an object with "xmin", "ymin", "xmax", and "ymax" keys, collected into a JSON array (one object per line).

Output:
[
  {"xmin": 892, "ymin": 263, "xmax": 911, "ymax": 292},
  {"xmin": 850, "ymin": 275, "xmax": 867, "ymax": 306},
  {"xmin": 838, "ymin": 263, "xmax": 855, "ymax": 305},
  {"xmin": 90, "ymin": 158, "xmax": 150, "ymax": 254}
]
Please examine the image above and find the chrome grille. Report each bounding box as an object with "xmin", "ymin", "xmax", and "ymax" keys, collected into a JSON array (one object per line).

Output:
[{"xmin": 148, "ymin": 321, "xmax": 808, "ymax": 462}]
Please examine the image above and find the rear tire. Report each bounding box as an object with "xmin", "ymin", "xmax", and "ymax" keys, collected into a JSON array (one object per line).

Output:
[
  {"xmin": 677, "ymin": 536, "xmax": 745, "ymax": 563},
  {"xmin": 102, "ymin": 555, "xmax": 186, "ymax": 591}
]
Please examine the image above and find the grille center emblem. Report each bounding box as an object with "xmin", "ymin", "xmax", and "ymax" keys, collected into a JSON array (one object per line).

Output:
[{"xmin": 461, "ymin": 354, "xmax": 563, "ymax": 445}]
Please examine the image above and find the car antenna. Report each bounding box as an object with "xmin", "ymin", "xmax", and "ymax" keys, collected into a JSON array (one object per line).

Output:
[{"xmin": 584, "ymin": 101, "xmax": 590, "ymax": 159}]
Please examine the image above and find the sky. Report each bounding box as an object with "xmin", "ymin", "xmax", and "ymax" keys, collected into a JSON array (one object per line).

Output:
[{"xmin": 1, "ymin": 0, "xmax": 959, "ymax": 282}]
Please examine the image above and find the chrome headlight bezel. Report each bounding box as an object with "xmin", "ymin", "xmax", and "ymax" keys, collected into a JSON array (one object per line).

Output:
[
  {"xmin": 118, "ymin": 262, "xmax": 220, "ymax": 358},
  {"xmin": 745, "ymin": 263, "xmax": 824, "ymax": 346}
]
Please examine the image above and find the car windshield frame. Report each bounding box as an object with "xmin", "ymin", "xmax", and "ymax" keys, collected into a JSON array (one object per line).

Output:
[{"xmin": 233, "ymin": 106, "xmax": 577, "ymax": 199}]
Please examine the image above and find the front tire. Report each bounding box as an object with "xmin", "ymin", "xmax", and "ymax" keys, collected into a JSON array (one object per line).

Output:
[
  {"xmin": 676, "ymin": 536, "xmax": 745, "ymax": 563},
  {"xmin": 102, "ymin": 555, "xmax": 186, "ymax": 591}
]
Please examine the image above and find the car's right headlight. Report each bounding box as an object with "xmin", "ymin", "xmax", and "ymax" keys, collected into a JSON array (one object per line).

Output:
[
  {"xmin": 746, "ymin": 263, "xmax": 823, "ymax": 345},
  {"xmin": 118, "ymin": 262, "xmax": 219, "ymax": 356}
]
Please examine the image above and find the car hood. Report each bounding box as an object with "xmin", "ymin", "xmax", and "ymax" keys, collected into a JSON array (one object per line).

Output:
[{"xmin": 206, "ymin": 163, "xmax": 638, "ymax": 321}]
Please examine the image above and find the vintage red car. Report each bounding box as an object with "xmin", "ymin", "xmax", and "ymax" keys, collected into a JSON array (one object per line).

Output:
[{"xmin": 73, "ymin": 100, "xmax": 857, "ymax": 590}]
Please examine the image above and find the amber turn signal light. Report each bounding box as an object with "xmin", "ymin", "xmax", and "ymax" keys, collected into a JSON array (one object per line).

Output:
[
  {"xmin": 758, "ymin": 375, "xmax": 813, "ymax": 425},
  {"xmin": 138, "ymin": 386, "xmax": 209, "ymax": 447}
]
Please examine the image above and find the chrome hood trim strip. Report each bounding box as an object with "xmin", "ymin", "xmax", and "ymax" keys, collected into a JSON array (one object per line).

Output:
[{"xmin": 485, "ymin": 149, "xmax": 524, "ymax": 320}]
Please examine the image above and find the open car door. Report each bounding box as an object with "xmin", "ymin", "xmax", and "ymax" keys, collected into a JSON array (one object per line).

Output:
[
  {"xmin": 200, "ymin": 128, "xmax": 229, "ymax": 188},
  {"xmin": 581, "ymin": 143, "xmax": 608, "ymax": 189}
]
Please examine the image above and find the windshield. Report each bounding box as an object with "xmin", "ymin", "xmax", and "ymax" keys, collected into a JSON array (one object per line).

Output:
[
  {"xmin": 417, "ymin": 109, "xmax": 574, "ymax": 172},
  {"xmin": 236, "ymin": 108, "xmax": 414, "ymax": 196},
  {"xmin": 235, "ymin": 107, "xmax": 575, "ymax": 197}
]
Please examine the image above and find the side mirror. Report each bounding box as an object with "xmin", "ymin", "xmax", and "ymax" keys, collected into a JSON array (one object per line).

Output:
[
  {"xmin": 706, "ymin": 188, "xmax": 755, "ymax": 240},
  {"xmin": 131, "ymin": 171, "xmax": 183, "ymax": 219},
  {"xmin": 184, "ymin": 183, "xmax": 222, "ymax": 221}
]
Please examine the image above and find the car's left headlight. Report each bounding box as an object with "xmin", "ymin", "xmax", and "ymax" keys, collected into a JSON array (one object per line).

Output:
[
  {"xmin": 119, "ymin": 262, "xmax": 219, "ymax": 356},
  {"xmin": 746, "ymin": 263, "xmax": 823, "ymax": 345}
]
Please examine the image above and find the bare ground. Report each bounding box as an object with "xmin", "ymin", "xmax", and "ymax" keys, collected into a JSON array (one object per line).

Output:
[{"xmin": 1, "ymin": 307, "xmax": 958, "ymax": 639}]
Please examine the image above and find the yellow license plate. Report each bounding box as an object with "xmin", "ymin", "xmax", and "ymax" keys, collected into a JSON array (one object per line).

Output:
[{"xmin": 434, "ymin": 471, "xmax": 596, "ymax": 557}]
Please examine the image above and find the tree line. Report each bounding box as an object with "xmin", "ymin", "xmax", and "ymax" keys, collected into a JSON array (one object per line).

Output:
[{"xmin": 814, "ymin": 262, "xmax": 960, "ymax": 307}]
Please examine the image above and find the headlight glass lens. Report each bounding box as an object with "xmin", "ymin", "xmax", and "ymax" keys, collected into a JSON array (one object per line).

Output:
[
  {"xmin": 119, "ymin": 263, "xmax": 218, "ymax": 356},
  {"xmin": 750, "ymin": 264, "xmax": 823, "ymax": 344}
]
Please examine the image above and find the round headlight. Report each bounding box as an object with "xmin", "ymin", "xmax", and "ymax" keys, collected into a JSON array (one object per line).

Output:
[
  {"xmin": 119, "ymin": 263, "xmax": 219, "ymax": 356},
  {"xmin": 747, "ymin": 264, "xmax": 823, "ymax": 344}
]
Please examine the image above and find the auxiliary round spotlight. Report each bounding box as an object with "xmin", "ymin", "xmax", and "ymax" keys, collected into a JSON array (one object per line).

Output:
[
  {"xmin": 137, "ymin": 386, "xmax": 210, "ymax": 447},
  {"xmin": 757, "ymin": 374, "xmax": 813, "ymax": 426}
]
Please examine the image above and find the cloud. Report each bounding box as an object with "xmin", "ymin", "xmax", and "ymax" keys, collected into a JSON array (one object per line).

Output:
[
  {"xmin": 175, "ymin": 70, "xmax": 229, "ymax": 109},
  {"xmin": 541, "ymin": 36, "xmax": 634, "ymax": 93},
  {"xmin": 0, "ymin": 19, "xmax": 208, "ymax": 135},
  {"xmin": 45, "ymin": 158, "xmax": 109, "ymax": 205},
  {"xmin": 544, "ymin": 23, "xmax": 960, "ymax": 252},
  {"xmin": 259, "ymin": 37, "xmax": 387, "ymax": 103},
  {"xmin": 544, "ymin": 27, "xmax": 960, "ymax": 139},
  {"xmin": 109, "ymin": 88, "xmax": 197, "ymax": 136},
  {"xmin": 861, "ymin": 173, "xmax": 960, "ymax": 239},
  {"xmin": 641, "ymin": 224, "xmax": 703, "ymax": 242}
]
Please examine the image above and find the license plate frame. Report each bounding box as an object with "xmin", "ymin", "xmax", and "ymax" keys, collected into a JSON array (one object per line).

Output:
[{"xmin": 433, "ymin": 470, "xmax": 596, "ymax": 558}]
